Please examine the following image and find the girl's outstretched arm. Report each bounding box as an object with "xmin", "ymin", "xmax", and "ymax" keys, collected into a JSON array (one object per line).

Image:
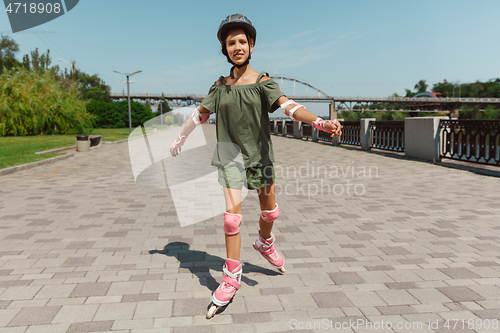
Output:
[
  {"xmin": 275, "ymin": 96, "xmax": 342, "ymax": 137},
  {"xmin": 170, "ymin": 105, "xmax": 211, "ymax": 157}
]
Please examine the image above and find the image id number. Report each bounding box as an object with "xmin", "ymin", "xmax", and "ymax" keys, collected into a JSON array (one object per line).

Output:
[
  {"xmin": 444, "ymin": 319, "xmax": 499, "ymax": 330},
  {"xmin": 6, "ymin": 2, "xmax": 61, "ymax": 14}
]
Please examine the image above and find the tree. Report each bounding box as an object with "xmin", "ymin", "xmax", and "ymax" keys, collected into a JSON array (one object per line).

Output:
[
  {"xmin": 414, "ymin": 80, "xmax": 428, "ymax": 94},
  {"xmin": 432, "ymin": 79, "xmax": 455, "ymax": 97},
  {"xmin": 72, "ymin": 66, "xmax": 111, "ymax": 102},
  {"xmin": 115, "ymin": 100, "xmax": 155, "ymax": 128},
  {"xmin": 164, "ymin": 115, "xmax": 173, "ymax": 125},
  {"xmin": 21, "ymin": 47, "xmax": 54, "ymax": 73},
  {"xmin": 405, "ymin": 89, "xmax": 415, "ymax": 97},
  {"xmin": 158, "ymin": 96, "xmax": 172, "ymax": 113},
  {"xmin": 0, "ymin": 34, "xmax": 20, "ymax": 71},
  {"xmin": 0, "ymin": 67, "xmax": 92, "ymax": 136},
  {"xmin": 86, "ymin": 100, "xmax": 125, "ymax": 128}
]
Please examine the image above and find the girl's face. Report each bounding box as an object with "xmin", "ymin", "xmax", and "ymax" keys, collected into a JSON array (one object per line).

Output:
[{"xmin": 225, "ymin": 28, "xmax": 253, "ymax": 65}]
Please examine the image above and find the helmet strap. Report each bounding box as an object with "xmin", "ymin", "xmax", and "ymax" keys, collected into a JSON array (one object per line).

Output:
[{"xmin": 229, "ymin": 54, "xmax": 251, "ymax": 79}]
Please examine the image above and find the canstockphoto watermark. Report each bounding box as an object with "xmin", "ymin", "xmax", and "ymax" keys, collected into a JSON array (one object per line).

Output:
[
  {"xmin": 4, "ymin": 0, "xmax": 79, "ymax": 33},
  {"xmin": 274, "ymin": 160, "xmax": 379, "ymax": 180},
  {"xmin": 261, "ymin": 160, "xmax": 379, "ymax": 199},
  {"xmin": 290, "ymin": 318, "xmax": 424, "ymax": 330},
  {"xmin": 290, "ymin": 318, "xmax": 500, "ymax": 331}
]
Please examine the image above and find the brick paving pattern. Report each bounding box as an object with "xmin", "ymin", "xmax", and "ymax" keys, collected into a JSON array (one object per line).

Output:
[{"xmin": 1, "ymin": 124, "xmax": 499, "ymax": 332}]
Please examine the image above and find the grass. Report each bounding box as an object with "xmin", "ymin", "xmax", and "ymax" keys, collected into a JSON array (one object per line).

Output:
[
  {"xmin": 85, "ymin": 128, "xmax": 131, "ymax": 141},
  {"xmin": 0, "ymin": 128, "xmax": 131, "ymax": 170}
]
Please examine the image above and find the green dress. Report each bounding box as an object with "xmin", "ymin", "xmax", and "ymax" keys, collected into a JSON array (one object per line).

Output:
[{"xmin": 201, "ymin": 71, "xmax": 285, "ymax": 189}]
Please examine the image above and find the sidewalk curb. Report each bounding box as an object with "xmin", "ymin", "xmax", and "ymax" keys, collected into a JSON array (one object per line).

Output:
[
  {"xmin": 107, "ymin": 138, "xmax": 128, "ymax": 144},
  {"xmin": 0, "ymin": 153, "xmax": 74, "ymax": 177},
  {"xmin": 35, "ymin": 145, "xmax": 77, "ymax": 154}
]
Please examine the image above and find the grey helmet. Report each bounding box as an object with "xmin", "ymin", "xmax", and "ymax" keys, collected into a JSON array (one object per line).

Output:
[{"xmin": 217, "ymin": 14, "xmax": 256, "ymax": 44}]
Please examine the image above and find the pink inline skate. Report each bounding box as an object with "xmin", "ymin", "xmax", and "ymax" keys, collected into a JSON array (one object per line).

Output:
[
  {"xmin": 253, "ymin": 231, "xmax": 285, "ymax": 273},
  {"xmin": 207, "ymin": 259, "xmax": 242, "ymax": 319}
]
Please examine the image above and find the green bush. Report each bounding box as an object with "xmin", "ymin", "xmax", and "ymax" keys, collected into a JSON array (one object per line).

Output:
[
  {"xmin": 165, "ymin": 115, "xmax": 173, "ymax": 125},
  {"xmin": 86, "ymin": 100, "xmax": 155, "ymax": 128},
  {"xmin": 0, "ymin": 67, "xmax": 92, "ymax": 136},
  {"xmin": 86, "ymin": 100, "xmax": 125, "ymax": 128},
  {"xmin": 117, "ymin": 100, "xmax": 155, "ymax": 127}
]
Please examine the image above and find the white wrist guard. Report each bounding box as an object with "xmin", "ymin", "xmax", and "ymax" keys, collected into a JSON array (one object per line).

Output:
[
  {"xmin": 191, "ymin": 106, "xmax": 210, "ymax": 126},
  {"xmin": 312, "ymin": 118, "xmax": 337, "ymax": 132},
  {"xmin": 280, "ymin": 99, "xmax": 303, "ymax": 121}
]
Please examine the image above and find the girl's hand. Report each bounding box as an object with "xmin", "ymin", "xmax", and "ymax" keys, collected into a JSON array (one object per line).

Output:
[
  {"xmin": 170, "ymin": 135, "xmax": 187, "ymax": 157},
  {"xmin": 324, "ymin": 121, "xmax": 342, "ymax": 137},
  {"xmin": 312, "ymin": 119, "xmax": 342, "ymax": 137}
]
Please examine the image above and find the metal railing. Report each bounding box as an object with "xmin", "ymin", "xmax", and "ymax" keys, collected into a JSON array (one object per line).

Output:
[
  {"xmin": 302, "ymin": 123, "xmax": 312, "ymax": 140},
  {"xmin": 339, "ymin": 121, "xmax": 361, "ymax": 146},
  {"xmin": 285, "ymin": 121, "xmax": 294, "ymax": 137},
  {"xmin": 370, "ymin": 120, "xmax": 405, "ymax": 152},
  {"xmin": 440, "ymin": 119, "xmax": 500, "ymax": 165},
  {"xmin": 276, "ymin": 121, "xmax": 283, "ymax": 135},
  {"xmin": 318, "ymin": 128, "xmax": 332, "ymax": 142}
]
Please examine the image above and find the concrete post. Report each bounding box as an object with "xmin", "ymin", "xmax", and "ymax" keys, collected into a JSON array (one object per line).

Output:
[
  {"xmin": 273, "ymin": 120, "xmax": 278, "ymax": 135},
  {"xmin": 312, "ymin": 127, "xmax": 318, "ymax": 142},
  {"xmin": 329, "ymin": 102, "xmax": 337, "ymax": 120},
  {"xmin": 282, "ymin": 120, "xmax": 287, "ymax": 137},
  {"xmin": 404, "ymin": 116, "xmax": 447, "ymax": 162},
  {"xmin": 360, "ymin": 118, "xmax": 376, "ymax": 151},
  {"xmin": 293, "ymin": 121, "xmax": 302, "ymax": 139}
]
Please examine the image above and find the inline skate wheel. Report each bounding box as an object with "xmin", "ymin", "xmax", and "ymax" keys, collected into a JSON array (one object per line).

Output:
[{"xmin": 206, "ymin": 303, "xmax": 218, "ymax": 319}]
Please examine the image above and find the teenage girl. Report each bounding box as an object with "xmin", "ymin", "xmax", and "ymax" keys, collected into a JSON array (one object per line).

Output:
[{"xmin": 170, "ymin": 14, "xmax": 342, "ymax": 318}]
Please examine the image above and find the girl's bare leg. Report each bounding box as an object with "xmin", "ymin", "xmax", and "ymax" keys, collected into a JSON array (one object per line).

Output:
[
  {"xmin": 257, "ymin": 183, "xmax": 276, "ymax": 239},
  {"xmin": 223, "ymin": 187, "xmax": 242, "ymax": 261}
]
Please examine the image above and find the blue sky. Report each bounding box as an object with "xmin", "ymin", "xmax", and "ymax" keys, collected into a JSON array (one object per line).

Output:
[{"xmin": 1, "ymin": 0, "xmax": 499, "ymax": 116}]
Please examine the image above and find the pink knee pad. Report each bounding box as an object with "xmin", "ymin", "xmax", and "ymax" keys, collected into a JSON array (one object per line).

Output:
[
  {"xmin": 261, "ymin": 204, "xmax": 279, "ymax": 223},
  {"xmin": 224, "ymin": 212, "xmax": 242, "ymax": 235}
]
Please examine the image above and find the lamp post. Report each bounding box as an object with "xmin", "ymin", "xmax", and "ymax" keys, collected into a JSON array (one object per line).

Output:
[
  {"xmin": 113, "ymin": 70, "xmax": 142, "ymax": 134},
  {"xmin": 58, "ymin": 58, "xmax": 75, "ymax": 81},
  {"xmin": 160, "ymin": 93, "xmax": 164, "ymax": 127},
  {"xmin": 162, "ymin": 83, "xmax": 173, "ymax": 127},
  {"xmin": 114, "ymin": 80, "xmax": 134, "ymax": 96}
]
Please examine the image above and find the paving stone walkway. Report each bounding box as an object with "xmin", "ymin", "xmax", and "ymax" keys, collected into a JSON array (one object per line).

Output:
[{"xmin": 1, "ymin": 124, "xmax": 500, "ymax": 333}]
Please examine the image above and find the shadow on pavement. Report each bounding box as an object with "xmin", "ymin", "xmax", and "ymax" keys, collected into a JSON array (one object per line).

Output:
[{"xmin": 149, "ymin": 242, "xmax": 280, "ymax": 292}]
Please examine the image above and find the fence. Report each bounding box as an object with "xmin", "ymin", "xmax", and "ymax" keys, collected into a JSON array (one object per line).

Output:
[
  {"xmin": 286, "ymin": 121, "xmax": 294, "ymax": 137},
  {"xmin": 276, "ymin": 121, "xmax": 283, "ymax": 135},
  {"xmin": 440, "ymin": 119, "xmax": 500, "ymax": 166},
  {"xmin": 339, "ymin": 121, "xmax": 361, "ymax": 146},
  {"xmin": 302, "ymin": 123, "xmax": 312, "ymax": 140},
  {"xmin": 269, "ymin": 118, "xmax": 500, "ymax": 167},
  {"xmin": 370, "ymin": 120, "xmax": 405, "ymax": 152}
]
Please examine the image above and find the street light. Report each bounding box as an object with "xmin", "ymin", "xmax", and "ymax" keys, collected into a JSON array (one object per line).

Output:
[
  {"xmin": 114, "ymin": 80, "xmax": 134, "ymax": 96},
  {"xmin": 160, "ymin": 93, "xmax": 164, "ymax": 127},
  {"xmin": 58, "ymin": 58, "xmax": 75, "ymax": 80},
  {"xmin": 113, "ymin": 70, "xmax": 142, "ymax": 134}
]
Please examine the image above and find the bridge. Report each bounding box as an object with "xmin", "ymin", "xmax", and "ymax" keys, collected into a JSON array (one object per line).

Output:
[{"xmin": 109, "ymin": 76, "xmax": 500, "ymax": 116}]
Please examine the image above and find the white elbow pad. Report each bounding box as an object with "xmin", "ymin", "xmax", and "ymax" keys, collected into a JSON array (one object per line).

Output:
[{"xmin": 280, "ymin": 99, "xmax": 304, "ymax": 121}]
